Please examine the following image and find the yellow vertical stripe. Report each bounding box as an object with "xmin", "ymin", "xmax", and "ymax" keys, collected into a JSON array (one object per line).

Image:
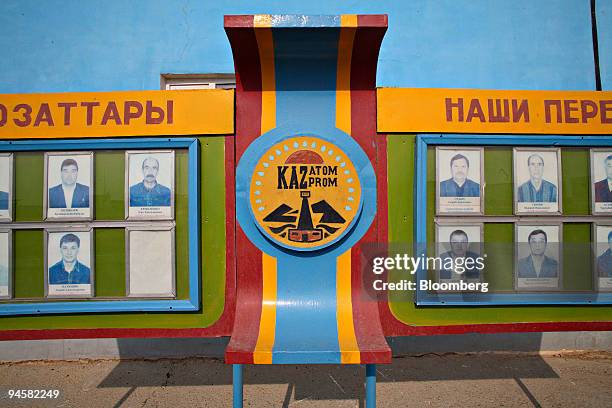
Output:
[
  {"xmin": 336, "ymin": 249, "xmax": 361, "ymax": 363},
  {"xmin": 340, "ymin": 14, "xmax": 358, "ymax": 27},
  {"xmin": 253, "ymin": 253, "xmax": 278, "ymax": 364},
  {"xmin": 255, "ymin": 27, "xmax": 276, "ymax": 134},
  {"xmin": 336, "ymin": 17, "xmax": 360, "ymax": 363},
  {"xmin": 336, "ymin": 19, "xmax": 356, "ymax": 134},
  {"xmin": 253, "ymin": 14, "xmax": 272, "ymax": 28},
  {"xmin": 253, "ymin": 16, "xmax": 277, "ymax": 364}
]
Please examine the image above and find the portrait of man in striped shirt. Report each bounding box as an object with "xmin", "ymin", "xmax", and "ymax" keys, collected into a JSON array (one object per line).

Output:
[{"xmin": 517, "ymin": 153, "xmax": 557, "ymax": 203}]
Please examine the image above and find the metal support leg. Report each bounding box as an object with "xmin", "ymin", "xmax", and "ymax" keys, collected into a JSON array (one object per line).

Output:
[
  {"xmin": 365, "ymin": 364, "xmax": 376, "ymax": 408},
  {"xmin": 233, "ymin": 364, "xmax": 243, "ymax": 408}
]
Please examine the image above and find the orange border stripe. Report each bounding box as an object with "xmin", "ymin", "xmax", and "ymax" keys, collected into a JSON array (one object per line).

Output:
[
  {"xmin": 254, "ymin": 25, "xmax": 276, "ymax": 134},
  {"xmin": 336, "ymin": 249, "xmax": 360, "ymax": 363},
  {"xmin": 336, "ymin": 16, "xmax": 356, "ymax": 134},
  {"xmin": 253, "ymin": 23, "xmax": 277, "ymax": 364},
  {"xmin": 253, "ymin": 253, "xmax": 277, "ymax": 364},
  {"xmin": 335, "ymin": 16, "xmax": 360, "ymax": 363}
]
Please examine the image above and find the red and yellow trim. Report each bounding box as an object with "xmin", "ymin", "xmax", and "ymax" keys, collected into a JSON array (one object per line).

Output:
[{"xmin": 225, "ymin": 14, "xmax": 391, "ymax": 365}]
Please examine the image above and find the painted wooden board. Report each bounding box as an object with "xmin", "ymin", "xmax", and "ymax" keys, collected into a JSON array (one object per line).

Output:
[
  {"xmin": 0, "ymin": 89, "xmax": 233, "ymax": 138},
  {"xmin": 378, "ymin": 88, "xmax": 612, "ymax": 134}
]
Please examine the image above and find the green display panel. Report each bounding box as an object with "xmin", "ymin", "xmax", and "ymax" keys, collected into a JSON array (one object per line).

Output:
[
  {"xmin": 15, "ymin": 153, "xmax": 44, "ymax": 222},
  {"xmin": 561, "ymin": 149, "xmax": 590, "ymax": 216},
  {"xmin": 484, "ymin": 148, "xmax": 513, "ymax": 216},
  {"xmin": 562, "ymin": 223, "xmax": 593, "ymax": 291},
  {"xmin": 0, "ymin": 137, "xmax": 227, "ymax": 329},
  {"xmin": 13, "ymin": 230, "xmax": 44, "ymax": 298},
  {"xmin": 427, "ymin": 146, "xmax": 594, "ymax": 218},
  {"xmin": 94, "ymin": 228, "xmax": 126, "ymax": 297},
  {"xmin": 387, "ymin": 135, "xmax": 612, "ymax": 326},
  {"xmin": 94, "ymin": 151, "xmax": 125, "ymax": 221},
  {"xmin": 7, "ymin": 150, "xmax": 188, "ymax": 301},
  {"xmin": 482, "ymin": 223, "xmax": 513, "ymax": 291},
  {"xmin": 426, "ymin": 145, "xmax": 597, "ymax": 292}
]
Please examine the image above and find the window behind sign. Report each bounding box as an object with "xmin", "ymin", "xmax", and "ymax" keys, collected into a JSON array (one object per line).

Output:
[{"xmin": 160, "ymin": 74, "xmax": 236, "ymax": 90}]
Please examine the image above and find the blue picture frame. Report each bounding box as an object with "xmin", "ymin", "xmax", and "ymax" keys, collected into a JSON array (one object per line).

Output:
[
  {"xmin": 415, "ymin": 134, "xmax": 612, "ymax": 306},
  {"xmin": 0, "ymin": 137, "xmax": 200, "ymax": 315}
]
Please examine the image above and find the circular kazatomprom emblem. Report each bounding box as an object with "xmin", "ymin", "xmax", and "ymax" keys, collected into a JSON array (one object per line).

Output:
[{"xmin": 250, "ymin": 136, "xmax": 362, "ymax": 250}]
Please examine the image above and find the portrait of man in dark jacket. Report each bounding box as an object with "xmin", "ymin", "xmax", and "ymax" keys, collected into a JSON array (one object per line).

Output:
[
  {"xmin": 48, "ymin": 158, "xmax": 90, "ymax": 209},
  {"xmin": 594, "ymin": 154, "xmax": 612, "ymax": 203},
  {"xmin": 518, "ymin": 229, "xmax": 558, "ymax": 278}
]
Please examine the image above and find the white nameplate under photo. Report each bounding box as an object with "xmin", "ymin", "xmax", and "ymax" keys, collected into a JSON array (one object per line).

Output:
[
  {"xmin": 594, "ymin": 223, "xmax": 612, "ymax": 291},
  {"xmin": 590, "ymin": 149, "xmax": 612, "ymax": 215},
  {"xmin": 125, "ymin": 150, "xmax": 175, "ymax": 220},
  {"xmin": 513, "ymin": 147, "xmax": 562, "ymax": 215},
  {"xmin": 515, "ymin": 224, "xmax": 562, "ymax": 291},
  {"xmin": 44, "ymin": 152, "xmax": 94, "ymax": 221},
  {"xmin": 45, "ymin": 229, "xmax": 94, "ymax": 298},
  {"xmin": 126, "ymin": 227, "xmax": 175, "ymax": 297},
  {"xmin": 0, "ymin": 230, "xmax": 11, "ymax": 299},
  {"xmin": 0, "ymin": 153, "xmax": 13, "ymax": 222},
  {"xmin": 435, "ymin": 223, "xmax": 484, "ymax": 292},
  {"xmin": 436, "ymin": 147, "xmax": 484, "ymax": 215}
]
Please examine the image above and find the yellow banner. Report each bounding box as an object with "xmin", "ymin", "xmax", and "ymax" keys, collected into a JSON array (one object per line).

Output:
[
  {"xmin": 0, "ymin": 89, "xmax": 234, "ymax": 139},
  {"xmin": 377, "ymin": 88, "xmax": 612, "ymax": 134}
]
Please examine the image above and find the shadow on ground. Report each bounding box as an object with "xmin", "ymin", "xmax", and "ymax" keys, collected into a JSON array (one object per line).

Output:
[{"xmin": 96, "ymin": 332, "xmax": 559, "ymax": 407}]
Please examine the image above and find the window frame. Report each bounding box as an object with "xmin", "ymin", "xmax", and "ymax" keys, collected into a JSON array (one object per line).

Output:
[{"xmin": 160, "ymin": 73, "xmax": 236, "ymax": 90}]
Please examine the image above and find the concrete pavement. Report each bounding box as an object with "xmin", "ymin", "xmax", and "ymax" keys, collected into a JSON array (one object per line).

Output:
[{"xmin": 0, "ymin": 352, "xmax": 611, "ymax": 407}]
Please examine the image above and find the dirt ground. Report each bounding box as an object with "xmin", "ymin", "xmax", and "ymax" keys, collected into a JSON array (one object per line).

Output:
[{"xmin": 0, "ymin": 352, "xmax": 611, "ymax": 407}]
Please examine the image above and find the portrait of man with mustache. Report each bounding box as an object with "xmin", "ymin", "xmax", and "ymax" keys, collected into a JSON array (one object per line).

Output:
[{"xmin": 129, "ymin": 156, "xmax": 172, "ymax": 207}]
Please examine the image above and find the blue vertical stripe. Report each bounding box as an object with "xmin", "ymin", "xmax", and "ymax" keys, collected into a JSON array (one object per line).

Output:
[
  {"xmin": 273, "ymin": 28, "xmax": 340, "ymax": 129},
  {"xmin": 269, "ymin": 27, "xmax": 342, "ymax": 363},
  {"xmin": 272, "ymin": 253, "xmax": 341, "ymax": 363}
]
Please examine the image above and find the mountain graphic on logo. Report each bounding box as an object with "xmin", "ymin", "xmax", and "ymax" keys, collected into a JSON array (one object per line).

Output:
[
  {"xmin": 261, "ymin": 147, "xmax": 346, "ymax": 243},
  {"xmin": 263, "ymin": 191, "xmax": 346, "ymax": 243}
]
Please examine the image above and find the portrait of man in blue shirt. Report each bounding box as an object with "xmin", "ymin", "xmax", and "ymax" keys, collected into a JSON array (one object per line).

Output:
[
  {"xmin": 0, "ymin": 190, "xmax": 8, "ymax": 210},
  {"xmin": 439, "ymin": 229, "xmax": 481, "ymax": 280},
  {"xmin": 597, "ymin": 230, "xmax": 612, "ymax": 278},
  {"xmin": 48, "ymin": 158, "xmax": 90, "ymax": 209},
  {"xmin": 517, "ymin": 154, "xmax": 557, "ymax": 203},
  {"xmin": 48, "ymin": 233, "xmax": 91, "ymax": 285},
  {"xmin": 130, "ymin": 156, "xmax": 171, "ymax": 207},
  {"xmin": 594, "ymin": 154, "xmax": 612, "ymax": 203},
  {"xmin": 439, "ymin": 154, "xmax": 480, "ymax": 197},
  {"xmin": 518, "ymin": 229, "xmax": 558, "ymax": 278}
]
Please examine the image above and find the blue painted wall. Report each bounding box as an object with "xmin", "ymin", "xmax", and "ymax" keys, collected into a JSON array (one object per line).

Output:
[
  {"xmin": 0, "ymin": 0, "xmax": 602, "ymax": 93},
  {"xmin": 597, "ymin": 0, "xmax": 612, "ymax": 89}
]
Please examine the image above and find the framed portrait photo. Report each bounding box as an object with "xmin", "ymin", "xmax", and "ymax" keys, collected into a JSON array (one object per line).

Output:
[
  {"xmin": 0, "ymin": 153, "xmax": 13, "ymax": 222},
  {"xmin": 125, "ymin": 150, "xmax": 175, "ymax": 220},
  {"xmin": 45, "ymin": 228, "xmax": 94, "ymax": 298},
  {"xmin": 0, "ymin": 229, "xmax": 12, "ymax": 299},
  {"xmin": 435, "ymin": 223, "xmax": 484, "ymax": 288},
  {"xmin": 436, "ymin": 147, "xmax": 484, "ymax": 215},
  {"xmin": 126, "ymin": 226, "xmax": 175, "ymax": 298},
  {"xmin": 515, "ymin": 223, "xmax": 562, "ymax": 291},
  {"xmin": 44, "ymin": 152, "xmax": 94, "ymax": 221},
  {"xmin": 593, "ymin": 223, "xmax": 612, "ymax": 292},
  {"xmin": 590, "ymin": 149, "xmax": 612, "ymax": 215},
  {"xmin": 513, "ymin": 147, "xmax": 562, "ymax": 215}
]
